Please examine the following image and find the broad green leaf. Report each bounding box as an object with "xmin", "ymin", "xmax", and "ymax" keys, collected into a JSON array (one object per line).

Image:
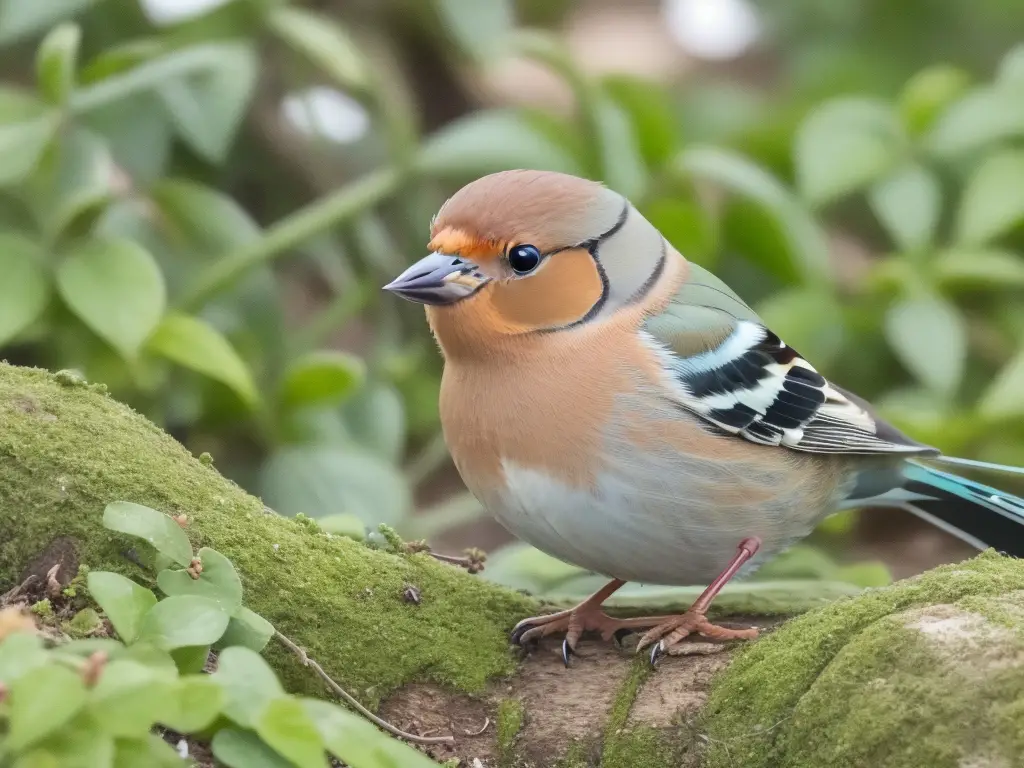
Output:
[
  {"xmin": 6, "ymin": 664, "xmax": 88, "ymax": 751},
  {"xmin": 341, "ymin": 382, "xmax": 406, "ymax": 463},
  {"xmin": 216, "ymin": 605, "xmax": 275, "ymax": 653},
  {"xmin": 214, "ymin": 646, "xmax": 284, "ymax": 728},
  {"xmin": 593, "ymin": 92, "xmax": 647, "ymax": 201},
  {"xmin": 170, "ymin": 644, "xmax": 210, "ymax": 675},
  {"xmin": 834, "ymin": 562, "xmax": 892, "ymax": 588},
  {"xmin": 16, "ymin": 713, "xmax": 116, "ymax": 768},
  {"xmin": 157, "ymin": 675, "xmax": 225, "ymax": 733},
  {"xmin": 157, "ymin": 43, "xmax": 258, "ymax": 164},
  {"xmin": 256, "ymin": 697, "xmax": 326, "ymax": 768},
  {"xmin": 90, "ymin": 659, "xmax": 173, "ymax": 736},
  {"xmin": 27, "ymin": 128, "xmax": 115, "ymax": 236},
  {"xmin": 0, "ymin": 0, "xmax": 93, "ymax": 46},
  {"xmin": 884, "ymin": 294, "xmax": 966, "ymax": 396},
  {"xmin": 267, "ymin": 6, "xmax": 368, "ymax": 90},
  {"xmin": 0, "ymin": 90, "xmax": 58, "ymax": 186},
  {"xmin": 979, "ymin": 347, "xmax": 1024, "ymax": 419},
  {"xmin": 899, "ymin": 65, "xmax": 971, "ymax": 136},
  {"xmin": 998, "ymin": 45, "xmax": 1024, "ymax": 88},
  {"xmin": 112, "ymin": 734, "xmax": 184, "ymax": 768},
  {"xmin": 418, "ymin": 109, "xmax": 582, "ymax": 177},
  {"xmin": 102, "ymin": 501, "xmax": 193, "ymax": 567},
  {"xmin": 305, "ymin": 698, "xmax": 440, "ymax": 767},
  {"xmin": 83, "ymin": 95, "xmax": 171, "ymax": 184},
  {"xmin": 868, "ymin": 164, "xmax": 942, "ymax": 252},
  {"xmin": 642, "ymin": 198, "xmax": 716, "ymax": 266},
  {"xmin": 0, "ymin": 232, "xmax": 48, "ymax": 346},
  {"xmin": 137, "ymin": 596, "xmax": 230, "ymax": 650},
  {"xmin": 677, "ymin": 145, "xmax": 831, "ymax": 283},
  {"xmin": 0, "ymin": 632, "xmax": 48, "ymax": 684},
  {"xmin": 157, "ymin": 547, "xmax": 243, "ymax": 611},
  {"xmin": 260, "ymin": 445, "xmax": 411, "ymax": 526},
  {"xmin": 211, "ymin": 728, "xmax": 293, "ymax": 768},
  {"xmin": 934, "ymin": 249, "xmax": 1024, "ymax": 289},
  {"xmin": 151, "ymin": 178, "xmax": 260, "ymax": 251},
  {"xmin": 279, "ymin": 351, "xmax": 365, "ymax": 410},
  {"xmin": 755, "ymin": 287, "xmax": 845, "ymax": 367},
  {"xmin": 795, "ymin": 98, "xmax": 905, "ymax": 206},
  {"xmin": 926, "ymin": 86, "xmax": 1024, "ymax": 157},
  {"xmin": 87, "ymin": 571, "xmax": 158, "ymax": 644},
  {"xmin": 146, "ymin": 313, "xmax": 259, "ymax": 406},
  {"xmin": 955, "ymin": 149, "xmax": 1024, "ymax": 245},
  {"xmin": 603, "ymin": 75, "xmax": 680, "ymax": 168},
  {"xmin": 435, "ymin": 0, "xmax": 513, "ymax": 60},
  {"xmin": 36, "ymin": 22, "xmax": 80, "ymax": 105},
  {"xmin": 56, "ymin": 237, "xmax": 166, "ymax": 359}
]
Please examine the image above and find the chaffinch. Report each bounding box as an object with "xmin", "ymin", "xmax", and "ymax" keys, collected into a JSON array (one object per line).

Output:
[{"xmin": 385, "ymin": 170, "xmax": 1024, "ymax": 664}]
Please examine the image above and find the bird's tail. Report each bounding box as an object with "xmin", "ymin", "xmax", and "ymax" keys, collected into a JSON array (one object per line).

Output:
[{"xmin": 896, "ymin": 456, "xmax": 1024, "ymax": 557}]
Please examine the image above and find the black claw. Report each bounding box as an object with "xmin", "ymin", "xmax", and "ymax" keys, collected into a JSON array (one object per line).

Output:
[
  {"xmin": 613, "ymin": 628, "xmax": 634, "ymax": 647},
  {"xmin": 649, "ymin": 642, "xmax": 663, "ymax": 666},
  {"xmin": 562, "ymin": 638, "xmax": 575, "ymax": 667},
  {"xmin": 510, "ymin": 623, "xmax": 537, "ymax": 647}
]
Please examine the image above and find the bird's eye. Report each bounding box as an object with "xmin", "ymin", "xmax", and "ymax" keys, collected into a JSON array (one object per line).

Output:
[{"xmin": 508, "ymin": 244, "xmax": 542, "ymax": 275}]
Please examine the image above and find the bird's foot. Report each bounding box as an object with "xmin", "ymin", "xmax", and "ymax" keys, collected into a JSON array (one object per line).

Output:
[
  {"xmin": 635, "ymin": 610, "xmax": 758, "ymax": 664},
  {"xmin": 510, "ymin": 601, "xmax": 666, "ymax": 666}
]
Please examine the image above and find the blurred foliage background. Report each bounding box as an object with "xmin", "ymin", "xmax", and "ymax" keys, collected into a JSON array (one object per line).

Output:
[{"xmin": 1, "ymin": 0, "xmax": 1023, "ymax": 599}]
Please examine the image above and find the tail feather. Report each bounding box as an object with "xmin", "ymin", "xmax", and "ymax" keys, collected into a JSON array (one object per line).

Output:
[{"xmin": 899, "ymin": 456, "xmax": 1024, "ymax": 557}]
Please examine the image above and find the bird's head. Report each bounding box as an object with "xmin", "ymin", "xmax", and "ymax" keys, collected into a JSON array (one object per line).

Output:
[{"xmin": 384, "ymin": 170, "xmax": 672, "ymax": 357}]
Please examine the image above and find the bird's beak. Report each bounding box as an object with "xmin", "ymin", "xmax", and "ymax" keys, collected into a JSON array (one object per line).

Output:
[{"xmin": 383, "ymin": 252, "xmax": 489, "ymax": 306}]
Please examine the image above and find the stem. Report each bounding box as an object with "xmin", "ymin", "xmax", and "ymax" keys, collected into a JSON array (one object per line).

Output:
[
  {"xmin": 178, "ymin": 167, "xmax": 402, "ymax": 311},
  {"xmin": 274, "ymin": 631, "xmax": 453, "ymax": 745}
]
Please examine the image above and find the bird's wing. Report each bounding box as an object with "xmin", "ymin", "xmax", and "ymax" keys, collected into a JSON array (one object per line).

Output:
[{"xmin": 643, "ymin": 263, "xmax": 936, "ymax": 456}]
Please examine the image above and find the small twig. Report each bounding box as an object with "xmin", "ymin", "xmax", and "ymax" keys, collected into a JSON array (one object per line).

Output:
[
  {"xmin": 462, "ymin": 717, "xmax": 490, "ymax": 737},
  {"xmin": 0, "ymin": 575, "xmax": 39, "ymax": 606},
  {"xmin": 275, "ymin": 631, "xmax": 454, "ymax": 745},
  {"xmin": 45, "ymin": 564, "xmax": 62, "ymax": 599},
  {"xmin": 403, "ymin": 541, "xmax": 487, "ymax": 574}
]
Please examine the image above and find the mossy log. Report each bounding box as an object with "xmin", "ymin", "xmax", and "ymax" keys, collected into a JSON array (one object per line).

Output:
[{"xmin": 1, "ymin": 362, "xmax": 1023, "ymax": 767}]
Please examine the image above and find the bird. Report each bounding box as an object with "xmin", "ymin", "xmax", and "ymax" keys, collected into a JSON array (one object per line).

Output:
[{"xmin": 383, "ymin": 169, "xmax": 1024, "ymax": 665}]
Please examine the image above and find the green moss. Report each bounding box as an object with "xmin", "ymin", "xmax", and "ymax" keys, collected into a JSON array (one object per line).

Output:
[
  {"xmin": 30, "ymin": 598, "xmax": 52, "ymax": 617},
  {"xmin": 703, "ymin": 551, "xmax": 1024, "ymax": 767},
  {"xmin": 66, "ymin": 607, "xmax": 102, "ymax": 637},
  {"xmin": 496, "ymin": 698, "xmax": 525, "ymax": 767},
  {"xmin": 601, "ymin": 659, "xmax": 676, "ymax": 768},
  {"xmin": 0, "ymin": 363, "xmax": 536, "ymax": 706},
  {"xmin": 555, "ymin": 740, "xmax": 591, "ymax": 768}
]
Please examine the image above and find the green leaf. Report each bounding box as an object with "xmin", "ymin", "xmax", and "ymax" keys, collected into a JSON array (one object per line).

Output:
[
  {"xmin": 90, "ymin": 659, "xmax": 174, "ymax": 736},
  {"xmin": 260, "ymin": 445, "xmax": 411, "ymax": 526},
  {"xmin": 0, "ymin": 632, "xmax": 48, "ymax": 685},
  {"xmin": 102, "ymin": 501, "xmax": 194, "ymax": 567},
  {"xmin": 795, "ymin": 98, "xmax": 905, "ymax": 206},
  {"xmin": 279, "ymin": 351, "xmax": 365, "ymax": 411},
  {"xmin": 593, "ymin": 92, "xmax": 647, "ymax": 201},
  {"xmin": 56, "ymin": 237, "xmax": 166, "ymax": 360},
  {"xmin": 151, "ymin": 179, "xmax": 260, "ymax": 251},
  {"xmin": 83, "ymin": 95, "xmax": 171, "ymax": 185},
  {"xmin": 256, "ymin": 697, "xmax": 326, "ymax": 768},
  {"xmin": 641, "ymin": 198, "xmax": 716, "ymax": 266},
  {"xmin": 87, "ymin": 571, "xmax": 158, "ymax": 644},
  {"xmin": 36, "ymin": 22, "xmax": 80, "ymax": 105},
  {"xmin": 6, "ymin": 664, "xmax": 88, "ymax": 751},
  {"xmin": 979, "ymin": 347, "xmax": 1024, "ymax": 419},
  {"xmin": 137, "ymin": 595, "xmax": 230, "ymax": 650},
  {"xmin": 677, "ymin": 145, "xmax": 831, "ymax": 284},
  {"xmin": 27, "ymin": 128, "xmax": 115, "ymax": 236},
  {"xmin": 899, "ymin": 65, "xmax": 971, "ymax": 136},
  {"xmin": 158, "ymin": 675, "xmax": 225, "ymax": 734},
  {"xmin": 834, "ymin": 562, "xmax": 892, "ymax": 588},
  {"xmin": 435, "ymin": 0, "xmax": 513, "ymax": 60},
  {"xmin": 868, "ymin": 164, "xmax": 942, "ymax": 252},
  {"xmin": 926, "ymin": 86, "xmax": 1024, "ymax": 157},
  {"xmin": 211, "ymin": 728, "xmax": 293, "ymax": 768},
  {"xmin": 156, "ymin": 43, "xmax": 258, "ymax": 164},
  {"xmin": 418, "ymin": 109, "xmax": 582, "ymax": 177},
  {"xmin": 483, "ymin": 541, "xmax": 586, "ymax": 593},
  {"xmin": 112, "ymin": 734, "xmax": 185, "ymax": 768},
  {"xmin": 603, "ymin": 76, "xmax": 680, "ymax": 169},
  {"xmin": 0, "ymin": 0, "xmax": 93, "ymax": 46},
  {"xmin": 16, "ymin": 714, "xmax": 116, "ymax": 768},
  {"xmin": 340, "ymin": 383, "xmax": 406, "ymax": 463},
  {"xmin": 884, "ymin": 294, "xmax": 966, "ymax": 397},
  {"xmin": 0, "ymin": 89, "xmax": 59, "ymax": 187},
  {"xmin": 146, "ymin": 313, "xmax": 259, "ymax": 406},
  {"xmin": 998, "ymin": 45, "xmax": 1024, "ymax": 88},
  {"xmin": 170, "ymin": 644, "xmax": 210, "ymax": 675},
  {"xmin": 934, "ymin": 249, "xmax": 1024, "ymax": 289},
  {"xmin": 214, "ymin": 646, "xmax": 284, "ymax": 728},
  {"xmin": 755, "ymin": 287, "xmax": 845, "ymax": 368},
  {"xmin": 267, "ymin": 7, "xmax": 368, "ymax": 91},
  {"xmin": 216, "ymin": 605, "xmax": 275, "ymax": 653},
  {"xmin": 157, "ymin": 547, "xmax": 243, "ymax": 611},
  {"xmin": 0, "ymin": 232, "xmax": 48, "ymax": 346},
  {"xmin": 955, "ymin": 149, "xmax": 1024, "ymax": 246}
]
